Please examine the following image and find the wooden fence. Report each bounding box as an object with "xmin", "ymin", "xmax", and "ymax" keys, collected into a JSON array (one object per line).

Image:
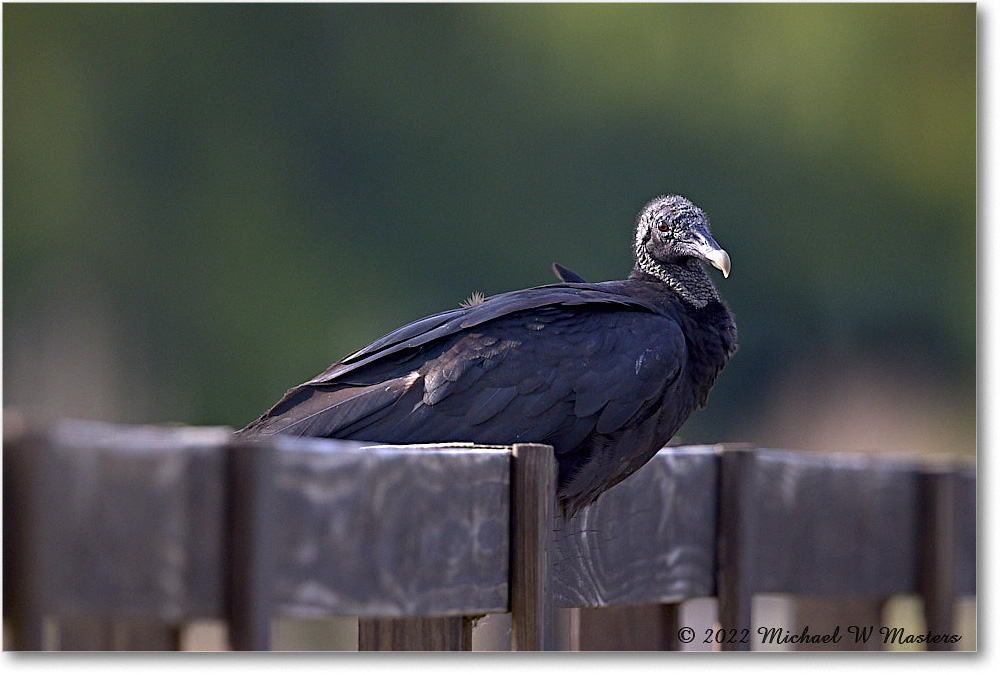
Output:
[{"xmin": 2, "ymin": 417, "xmax": 976, "ymax": 651}]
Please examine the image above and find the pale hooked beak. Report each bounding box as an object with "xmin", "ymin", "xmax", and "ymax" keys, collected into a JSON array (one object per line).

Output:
[
  {"xmin": 703, "ymin": 248, "xmax": 731, "ymax": 278},
  {"xmin": 693, "ymin": 235, "xmax": 732, "ymax": 278}
]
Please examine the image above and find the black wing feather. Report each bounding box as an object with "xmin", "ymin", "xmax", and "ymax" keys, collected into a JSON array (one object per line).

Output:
[
  {"xmin": 239, "ymin": 283, "xmax": 693, "ymax": 511},
  {"xmin": 304, "ymin": 286, "xmax": 659, "ymax": 386}
]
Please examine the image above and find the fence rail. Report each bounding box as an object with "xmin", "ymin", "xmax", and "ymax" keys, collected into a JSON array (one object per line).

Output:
[{"xmin": 2, "ymin": 416, "xmax": 976, "ymax": 651}]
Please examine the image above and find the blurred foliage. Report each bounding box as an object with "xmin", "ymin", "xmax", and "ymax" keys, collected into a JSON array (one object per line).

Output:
[{"xmin": 3, "ymin": 4, "xmax": 975, "ymax": 449}]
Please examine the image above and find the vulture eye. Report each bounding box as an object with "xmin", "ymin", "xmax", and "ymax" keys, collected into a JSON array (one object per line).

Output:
[{"xmin": 657, "ymin": 222, "xmax": 670, "ymax": 232}]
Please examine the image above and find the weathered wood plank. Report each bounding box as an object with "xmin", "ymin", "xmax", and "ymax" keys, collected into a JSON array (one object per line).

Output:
[
  {"xmin": 4, "ymin": 423, "xmax": 48, "ymax": 650},
  {"xmin": 734, "ymin": 448, "xmax": 925, "ymax": 596},
  {"xmin": 510, "ymin": 443, "xmax": 556, "ymax": 651},
  {"xmin": 5, "ymin": 415, "xmax": 974, "ymax": 655},
  {"xmin": 358, "ymin": 616, "xmax": 472, "ymax": 650},
  {"xmin": 717, "ymin": 447, "xmax": 931, "ymax": 651},
  {"xmin": 793, "ymin": 597, "xmax": 885, "ymax": 651},
  {"xmin": 553, "ymin": 446, "xmax": 718, "ymax": 608},
  {"xmin": 5, "ymin": 420, "xmax": 231, "ymax": 623},
  {"xmin": 912, "ymin": 460, "xmax": 975, "ymax": 651},
  {"xmin": 54, "ymin": 618, "xmax": 114, "ymax": 650},
  {"xmin": 268, "ymin": 437, "xmax": 511, "ymax": 618},
  {"xmin": 716, "ymin": 448, "xmax": 978, "ymax": 652},
  {"xmin": 226, "ymin": 440, "xmax": 277, "ymax": 650},
  {"xmin": 107, "ymin": 620, "xmax": 182, "ymax": 651},
  {"xmin": 576, "ymin": 603, "xmax": 680, "ymax": 650},
  {"xmin": 954, "ymin": 466, "xmax": 976, "ymax": 597},
  {"xmin": 56, "ymin": 617, "xmax": 182, "ymax": 650},
  {"xmin": 552, "ymin": 608, "xmax": 580, "ymax": 650},
  {"xmin": 716, "ymin": 446, "xmax": 754, "ymax": 651}
]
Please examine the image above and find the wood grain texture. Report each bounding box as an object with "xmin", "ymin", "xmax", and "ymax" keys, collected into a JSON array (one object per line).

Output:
[
  {"xmin": 717, "ymin": 447, "xmax": 932, "ymax": 651},
  {"xmin": 4, "ymin": 416, "xmax": 975, "ymax": 654},
  {"xmin": 267, "ymin": 437, "xmax": 511, "ymax": 618},
  {"xmin": 358, "ymin": 616, "xmax": 472, "ymax": 650},
  {"xmin": 732, "ymin": 448, "xmax": 925, "ymax": 596},
  {"xmin": 11, "ymin": 420, "xmax": 231, "ymax": 621},
  {"xmin": 509, "ymin": 443, "xmax": 556, "ymax": 651},
  {"xmin": 553, "ymin": 446, "xmax": 718, "ymax": 608}
]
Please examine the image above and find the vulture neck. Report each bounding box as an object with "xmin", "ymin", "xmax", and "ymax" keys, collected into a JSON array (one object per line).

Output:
[{"xmin": 630, "ymin": 256, "xmax": 720, "ymax": 309}]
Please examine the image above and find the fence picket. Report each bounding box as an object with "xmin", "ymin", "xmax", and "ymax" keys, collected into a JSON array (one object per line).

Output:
[{"xmin": 1, "ymin": 417, "xmax": 976, "ymax": 652}]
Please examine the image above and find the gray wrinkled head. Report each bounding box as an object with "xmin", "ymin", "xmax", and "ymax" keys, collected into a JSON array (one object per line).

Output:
[{"xmin": 634, "ymin": 195, "xmax": 730, "ymax": 278}]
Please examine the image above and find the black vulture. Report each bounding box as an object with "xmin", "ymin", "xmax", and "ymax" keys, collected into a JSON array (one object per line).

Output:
[{"xmin": 239, "ymin": 195, "xmax": 737, "ymax": 514}]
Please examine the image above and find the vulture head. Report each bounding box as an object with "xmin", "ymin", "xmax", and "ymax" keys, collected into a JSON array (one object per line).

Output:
[{"xmin": 632, "ymin": 194, "xmax": 732, "ymax": 307}]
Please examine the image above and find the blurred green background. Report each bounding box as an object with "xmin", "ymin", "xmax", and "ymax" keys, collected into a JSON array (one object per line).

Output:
[{"xmin": 3, "ymin": 3, "xmax": 976, "ymax": 458}]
